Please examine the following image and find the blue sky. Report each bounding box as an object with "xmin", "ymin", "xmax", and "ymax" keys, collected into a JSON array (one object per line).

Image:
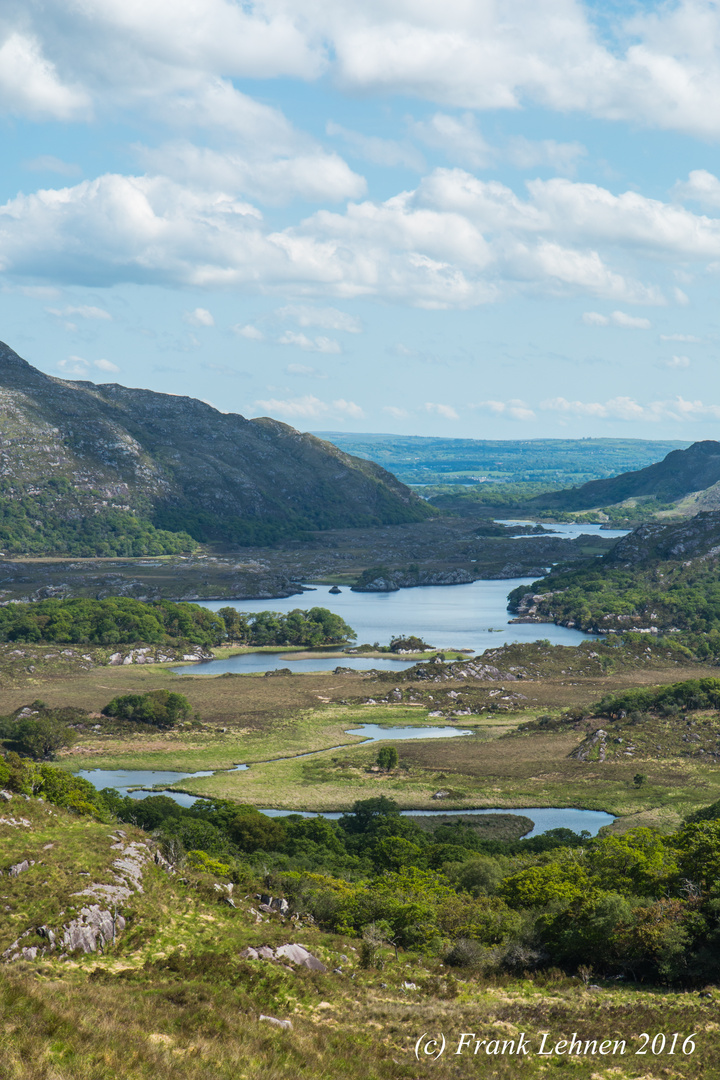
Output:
[{"xmin": 4, "ymin": 1, "xmax": 720, "ymax": 439}]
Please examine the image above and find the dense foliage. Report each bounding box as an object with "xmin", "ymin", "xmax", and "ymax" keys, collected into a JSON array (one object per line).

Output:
[
  {"xmin": 0, "ymin": 481, "xmax": 196, "ymax": 556},
  {"xmin": 596, "ymin": 678, "xmax": 720, "ymax": 718},
  {"xmin": 0, "ymin": 598, "xmax": 226, "ymax": 646},
  {"xmin": 217, "ymin": 606, "xmax": 355, "ymax": 646},
  {"xmin": 102, "ymin": 690, "xmax": 191, "ymax": 730},
  {"xmin": 0, "ymin": 752, "xmax": 109, "ymax": 816},
  {"xmin": 507, "ymin": 554, "xmax": 720, "ymax": 659},
  {"xmin": 89, "ymin": 790, "xmax": 720, "ymax": 984},
  {"xmin": 0, "ymin": 598, "xmax": 355, "ymax": 649}
]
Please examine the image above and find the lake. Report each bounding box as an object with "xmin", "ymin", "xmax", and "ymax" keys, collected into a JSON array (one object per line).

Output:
[
  {"xmin": 174, "ymin": 576, "xmax": 599, "ymax": 675},
  {"xmin": 498, "ymin": 520, "xmax": 629, "ymax": 541}
]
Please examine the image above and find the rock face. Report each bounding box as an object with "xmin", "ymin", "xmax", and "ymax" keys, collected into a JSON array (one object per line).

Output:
[
  {"xmin": 604, "ymin": 511, "xmax": 720, "ymax": 566},
  {"xmin": 0, "ymin": 339, "xmax": 432, "ymax": 553},
  {"xmin": 570, "ymin": 729, "xmax": 608, "ymax": 762}
]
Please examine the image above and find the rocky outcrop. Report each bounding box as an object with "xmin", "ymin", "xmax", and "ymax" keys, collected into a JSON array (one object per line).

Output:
[
  {"xmin": 570, "ymin": 729, "xmax": 608, "ymax": 762},
  {"xmin": 107, "ymin": 644, "xmax": 213, "ymax": 665},
  {"xmin": 352, "ymin": 568, "xmax": 475, "ymax": 592}
]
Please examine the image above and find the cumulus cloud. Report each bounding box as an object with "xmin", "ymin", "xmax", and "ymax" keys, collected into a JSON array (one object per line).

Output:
[
  {"xmin": 475, "ymin": 399, "xmax": 536, "ymax": 421},
  {"xmin": 383, "ymin": 405, "xmax": 409, "ymax": 419},
  {"xmin": 254, "ymin": 394, "xmax": 364, "ymax": 419},
  {"xmin": 411, "ymin": 113, "xmax": 495, "ymax": 169},
  {"xmin": 184, "ymin": 307, "xmax": 215, "ymax": 327},
  {"xmin": 58, "ymin": 355, "xmax": 119, "ymax": 376},
  {"xmin": 9, "ymin": 2, "xmax": 720, "ymax": 141},
  {"xmin": 541, "ymin": 395, "xmax": 720, "ymax": 421},
  {"xmin": 278, "ymin": 330, "xmax": 342, "ymax": 353},
  {"xmin": 425, "ymin": 402, "xmax": 459, "ymax": 420},
  {"xmin": 137, "ymin": 139, "xmax": 366, "ymax": 206},
  {"xmin": 4, "ymin": 166, "xmax": 720, "ymax": 307},
  {"xmin": 583, "ymin": 310, "xmax": 652, "ymax": 328},
  {"xmin": 0, "ymin": 32, "xmax": 89, "ymax": 120},
  {"xmin": 662, "ymin": 355, "xmax": 691, "ymax": 368},
  {"xmin": 46, "ymin": 304, "xmax": 112, "ymax": 320},
  {"xmin": 326, "ymin": 122, "xmax": 424, "ymax": 170},
  {"xmin": 234, "ymin": 324, "xmax": 264, "ymax": 340},
  {"xmin": 25, "ymin": 155, "xmax": 81, "ymax": 176},
  {"xmin": 276, "ymin": 305, "xmax": 362, "ymax": 333}
]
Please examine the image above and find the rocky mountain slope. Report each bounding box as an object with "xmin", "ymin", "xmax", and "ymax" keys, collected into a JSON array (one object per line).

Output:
[
  {"xmin": 0, "ymin": 341, "xmax": 431, "ymax": 554},
  {"xmin": 528, "ymin": 440, "xmax": 720, "ymax": 512}
]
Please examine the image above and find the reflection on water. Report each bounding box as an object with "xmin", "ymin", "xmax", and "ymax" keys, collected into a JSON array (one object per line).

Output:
[
  {"xmin": 258, "ymin": 806, "xmax": 615, "ymax": 838},
  {"xmin": 498, "ymin": 520, "xmax": 629, "ymax": 541},
  {"xmin": 345, "ymin": 724, "xmax": 473, "ymax": 742},
  {"xmin": 77, "ymin": 768, "xmax": 214, "ymax": 798},
  {"xmin": 176, "ymin": 576, "xmax": 600, "ymax": 674}
]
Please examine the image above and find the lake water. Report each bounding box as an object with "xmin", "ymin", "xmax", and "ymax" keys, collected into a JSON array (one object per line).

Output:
[
  {"xmin": 498, "ymin": 520, "xmax": 629, "ymax": 541},
  {"xmin": 76, "ymin": 767, "xmax": 615, "ymax": 836},
  {"xmin": 174, "ymin": 576, "xmax": 599, "ymax": 675},
  {"xmin": 257, "ymin": 806, "xmax": 615, "ymax": 838}
]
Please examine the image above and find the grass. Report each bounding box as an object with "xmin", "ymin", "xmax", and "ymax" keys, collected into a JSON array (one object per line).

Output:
[{"xmin": 3, "ymin": 796, "xmax": 720, "ymax": 1080}]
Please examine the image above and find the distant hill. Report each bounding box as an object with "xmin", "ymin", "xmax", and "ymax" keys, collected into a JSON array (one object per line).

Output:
[
  {"xmin": 527, "ymin": 441, "xmax": 720, "ymax": 511},
  {"xmin": 0, "ymin": 341, "xmax": 432, "ymax": 555},
  {"xmin": 315, "ymin": 433, "xmax": 689, "ymax": 486}
]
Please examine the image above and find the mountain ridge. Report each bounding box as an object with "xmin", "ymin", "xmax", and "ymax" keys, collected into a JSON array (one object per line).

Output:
[
  {"xmin": 527, "ymin": 440, "xmax": 720, "ymax": 512},
  {"xmin": 0, "ymin": 340, "xmax": 432, "ymax": 554}
]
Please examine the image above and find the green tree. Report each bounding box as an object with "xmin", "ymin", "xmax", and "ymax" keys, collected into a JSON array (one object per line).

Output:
[
  {"xmin": 102, "ymin": 689, "xmax": 191, "ymax": 729},
  {"xmin": 376, "ymin": 746, "xmax": 399, "ymax": 770}
]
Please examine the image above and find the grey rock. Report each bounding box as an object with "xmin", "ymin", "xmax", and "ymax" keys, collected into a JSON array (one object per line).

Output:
[
  {"xmin": 275, "ymin": 943, "xmax": 327, "ymax": 972},
  {"xmin": 8, "ymin": 860, "xmax": 33, "ymax": 877},
  {"xmin": 259, "ymin": 1015, "xmax": 292, "ymax": 1030}
]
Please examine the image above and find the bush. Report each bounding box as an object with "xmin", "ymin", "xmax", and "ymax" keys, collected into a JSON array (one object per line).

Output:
[
  {"xmin": 102, "ymin": 689, "xmax": 191, "ymax": 730},
  {"xmin": 376, "ymin": 746, "xmax": 399, "ymax": 770}
]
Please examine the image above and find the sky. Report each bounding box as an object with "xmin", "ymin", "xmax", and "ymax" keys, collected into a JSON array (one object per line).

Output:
[{"xmin": 5, "ymin": 3, "xmax": 720, "ymax": 439}]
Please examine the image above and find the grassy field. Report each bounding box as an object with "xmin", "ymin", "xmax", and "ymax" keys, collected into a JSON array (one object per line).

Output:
[{"xmin": 2, "ymin": 797, "xmax": 720, "ymax": 1080}]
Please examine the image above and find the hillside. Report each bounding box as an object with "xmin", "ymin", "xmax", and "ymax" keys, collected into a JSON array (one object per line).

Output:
[
  {"xmin": 508, "ymin": 511, "xmax": 720, "ymax": 650},
  {"xmin": 0, "ymin": 341, "xmax": 432, "ymax": 555},
  {"xmin": 527, "ymin": 440, "xmax": 720, "ymax": 512},
  {"xmin": 316, "ymin": 433, "xmax": 688, "ymax": 486}
]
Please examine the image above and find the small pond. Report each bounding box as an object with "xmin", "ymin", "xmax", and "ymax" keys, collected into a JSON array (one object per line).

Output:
[
  {"xmin": 344, "ymin": 723, "xmax": 473, "ymax": 742},
  {"xmin": 77, "ymin": 768, "xmax": 215, "ymax": 797}
]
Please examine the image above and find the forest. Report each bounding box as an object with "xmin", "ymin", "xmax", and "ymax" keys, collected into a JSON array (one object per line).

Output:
[{"xmin": 0, "ymin": 598, "xmax": 355, "ymax": 649}]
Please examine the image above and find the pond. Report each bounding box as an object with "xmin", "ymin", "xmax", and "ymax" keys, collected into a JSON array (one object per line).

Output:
[
  {"xmin": 174, "ymin": 576, "xmax": 600, "ymax": 675},
  {"xmin": 77, "ymin": 768, "xmax": 215, "ymax": 798}
]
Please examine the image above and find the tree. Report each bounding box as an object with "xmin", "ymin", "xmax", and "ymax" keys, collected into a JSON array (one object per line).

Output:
[
  {"xmin": 102, "ymin": 689, "xmax": 191, "ymax": 729},
  {"xmin": 377, "ymin": 746, "xmax": 399, "ymax": 770}
]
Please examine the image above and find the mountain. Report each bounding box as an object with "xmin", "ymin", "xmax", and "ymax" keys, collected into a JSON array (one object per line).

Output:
[
  {"xmin": 527, "ymin": 440, "xmax": 720, "ymax": 511},
  {"xmin": 0, "ymin": 341, "xmax": 432, "ymax": 555}
]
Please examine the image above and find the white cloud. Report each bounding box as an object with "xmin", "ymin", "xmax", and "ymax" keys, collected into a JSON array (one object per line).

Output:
[
  {"xmin": 57, "ymin": 355, "xmax": 119, "ymax": 376},
  {"xmin": 234, "ymin": 324, "xmax": 264, "ymax": 340},
  {"xmin": 184, "ymin": 307, "xmax": 215, "ymax": 327},
  {"xmin": 286, "ymin": 363, "xmax": 327, "ymax": 378},
  {"xmin": 138, "ymin": 139, "xmax": 366, "ymax": 206},
  {"xmin": 663, "ymin": 355, "xmax": 691, "ymax": 368},
  {"xmin": 583, "ymin": 310, "xmax": 652, "ymax": 329},
  {"xmin": 326, "ymin": 122, "xmax": 424, "ymax": 170},
  {"xmin": 11, "ymin": 2, "xmax": 720, "ymax": 141},
  {"xmin": 47, "ymin": 305, "xmax": 112, "ymax": 320},
  {"xmin": 541, "ymin": 395, "xmax": 720, "ymax": 421},
  {"xmin": 278, "ymin": 331, "xmax": 342, "ymax": 354},
  {"xmin": 674, "ymin": 169, "xmax": 720, "ymax": 208},
  {"xmin": 475, "ymin": 399, "xmax": 536, "ymax": 421},
  {"xmin": 660, "ymin": 333, "xmax": 702, "ymax": 343},
  {"xmin": 383, "ymin": 405, "xmax": 409, "ymax": 419},
  {"xmin": 505, "ymin": 137, "xmax": 587, "ymax": 175},
  {"xmin": 254, "ymin": 394, "xmax": 364, "ymax": 419},
  {"xmin": 410, "ymin": 113, "xmax": 495, "ymax": 169},
  {"xmin": 425, "ymin": 402, "xmax": 459, "ymax": 420},
  {"xmin": 25, "ymin": 156, "xmax": 81, "ymax": 176},
  {"xmin": 276, "ymin": 305, "xmax": 362, "ymax": 333},
  {"xmin": 4, "ymin": 166, "xmax": 720, "ymax": 308},
  {"xmin": 0, "ymin": 33, "xmax": 89, "ymax": 120}
]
